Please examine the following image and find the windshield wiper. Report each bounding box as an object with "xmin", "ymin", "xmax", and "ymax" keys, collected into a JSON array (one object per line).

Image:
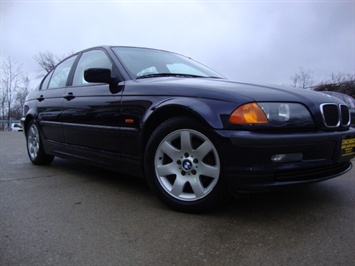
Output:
[{"xmin": 136, "ymin": 73, "xmax": 210, "ymax": 79}]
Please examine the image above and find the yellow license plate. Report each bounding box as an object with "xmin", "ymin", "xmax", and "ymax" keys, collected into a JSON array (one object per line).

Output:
[{"xmin": 340, "ymin": 136, "xmax": 355, "ymax": 159}]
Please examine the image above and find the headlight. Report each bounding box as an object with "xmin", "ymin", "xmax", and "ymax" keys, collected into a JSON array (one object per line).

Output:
[{"xmin": 230, "ymin": 102, "xmax": 313, "ymax": 125}]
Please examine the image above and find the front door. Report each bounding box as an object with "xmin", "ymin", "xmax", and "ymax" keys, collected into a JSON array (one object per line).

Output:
[{"xmin": 61, "ymin": 49, "xmax": 123, "ymax": 152}]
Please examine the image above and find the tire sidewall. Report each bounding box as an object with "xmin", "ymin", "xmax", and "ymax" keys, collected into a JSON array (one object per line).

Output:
[{"xmin": 26, "ymin": 120, "xmax": 54, "ymax": 165}]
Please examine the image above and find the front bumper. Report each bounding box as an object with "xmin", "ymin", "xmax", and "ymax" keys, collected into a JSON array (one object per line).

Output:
[{"xmin": 215, "ymin": 128, "xmax": 355, "ymax": 193}]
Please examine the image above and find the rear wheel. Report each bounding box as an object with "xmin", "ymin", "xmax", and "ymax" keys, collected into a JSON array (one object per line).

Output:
[
  {"xmin": 144, "ymin": 117, "xmax": 228, "ymax": 213},
  {"xmin": 26, "ymin": 120, "xmax": 54, "ymax": 165}
]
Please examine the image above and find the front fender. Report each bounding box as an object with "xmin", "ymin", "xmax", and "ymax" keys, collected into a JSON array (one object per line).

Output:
[{"xmin": 145, "ymin": 97, "xmax": 239, "ymax": 129}]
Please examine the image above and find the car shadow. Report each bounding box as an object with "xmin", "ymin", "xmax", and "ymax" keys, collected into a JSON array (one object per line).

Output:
[
  {"xmin": 47, "ymin": 157, "xmax": 349, "ymax": 221},
  {"xmin": 50, "ymin": 157, "xmax": 150, "ymax": 191}
]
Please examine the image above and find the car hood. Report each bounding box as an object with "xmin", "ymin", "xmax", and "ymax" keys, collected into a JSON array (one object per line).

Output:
[{"xmin": 131, "ymin": 77, "xmax": 337, "ymax": 106}]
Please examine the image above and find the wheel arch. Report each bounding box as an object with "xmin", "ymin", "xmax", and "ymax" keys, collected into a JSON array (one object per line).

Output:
[
  {"xmin": 21, "ymin": 102, "xmax": 38, "ymax": 136},
  {"xmin": 141, "ymin": 98, "xmax": 226, "ymax": 152},
  {"xmin": 23, "ymin": 113, "xmax": 36, "ymax": 135}
]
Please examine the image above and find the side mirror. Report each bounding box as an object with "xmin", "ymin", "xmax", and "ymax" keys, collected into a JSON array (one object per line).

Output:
[
  {"xmin": 84, "ymin": 68, "xmax": 112, "ymax": 83},
  {"xmin": 84, "ymin": 68, "xmax": 123, "ymax": 94}
]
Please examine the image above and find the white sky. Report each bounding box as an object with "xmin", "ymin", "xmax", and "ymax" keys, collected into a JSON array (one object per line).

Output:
[{"xmin": 1, "ymin": 0, "xmax": 354, "ymax": 88}]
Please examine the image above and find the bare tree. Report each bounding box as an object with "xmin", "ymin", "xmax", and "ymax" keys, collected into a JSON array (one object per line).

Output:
[
  {"xmin": 13, "ymin": 76, "xmax": 30, "ymax": 118},
  {"xmin": 0, "ymin": 57, "xmax": 27, "ymax": 128},
  {"xmin": 328, "ymin": 72, "xmax": 354, "ymax": 86},
  {"xmin": 34, "ymin": 51, "xmax": 72, "ymax": 77},
  {"xmin": 314, "ymin": 73, "xmax": 355, "ymax": 98},
  {"xmin": 290, "ymin": 67, "xmax": 314, "ymax": 89},
  {"xmin": 0, "ymin": 81, "xmax": 6, "ymax": 119},
  {"xmin": 34, "ymin": 51, "xmax": 59, "ymax": 74}
]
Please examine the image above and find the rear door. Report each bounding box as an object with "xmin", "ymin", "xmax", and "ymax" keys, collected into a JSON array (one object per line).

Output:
[
  {"xmin": 36, "ymin": 55, "xmax": 77, "ymax": 142},
  {"xmin": 62, "ymin": 49, "xmax": 123, "ymax": 152}
]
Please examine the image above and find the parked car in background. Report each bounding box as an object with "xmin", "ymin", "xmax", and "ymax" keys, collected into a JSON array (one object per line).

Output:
[
  {"xmin": 321, "ymin": 91, "xmax": 355, "ymax": 126},
  {"xmin": 11, "ymin": 123, "xmax": 23, "ymax": 132},
  {"xmin": 21, "ymin": 46, "xmax": 355, "ymax": 212}
]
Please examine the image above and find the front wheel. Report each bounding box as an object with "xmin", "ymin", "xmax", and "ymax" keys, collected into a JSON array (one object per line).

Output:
[
  {"xmin": 26, "ymin": 120, "xmax": 54, "ymax": 165},
  {"xmin": 144, "ymin": 117, "xmax": 228, "ymax": 213}
]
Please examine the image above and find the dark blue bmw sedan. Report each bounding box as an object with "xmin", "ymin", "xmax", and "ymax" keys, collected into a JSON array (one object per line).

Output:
[{"xmin": 21, "ymin": 46, "xmax": 355, "ymax": 212}]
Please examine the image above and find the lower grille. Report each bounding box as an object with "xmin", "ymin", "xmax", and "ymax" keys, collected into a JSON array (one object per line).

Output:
[{"xmin": 274, "ymin": 162, "xmax": 351, "ymax": 182}]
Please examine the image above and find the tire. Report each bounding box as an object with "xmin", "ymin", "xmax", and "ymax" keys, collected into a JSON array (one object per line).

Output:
[
  {"xmin": 144, "ymin": 117, "xmax": 228, "ymax": 213},
  {"xmin": 26, "ymin": 120, "xmax": 54, "ymax": 165}
]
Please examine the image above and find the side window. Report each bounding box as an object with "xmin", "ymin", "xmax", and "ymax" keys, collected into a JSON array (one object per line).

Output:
[
  {"xmin": 48, "ymin": 55, "xmax": 77, "ymax": 89},
  {"xmin": 40, "ymin": 71, "xmax": 53, "ymax": 90},
  {"xmin": 73, "ymin": 50, "xmax": 113, "ymax": 86}
]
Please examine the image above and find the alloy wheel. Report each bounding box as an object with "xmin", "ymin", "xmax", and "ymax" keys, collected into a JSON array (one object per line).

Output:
[{"xmin": 154, "ymin": 129, "xmax": 220, "ymax": 201}]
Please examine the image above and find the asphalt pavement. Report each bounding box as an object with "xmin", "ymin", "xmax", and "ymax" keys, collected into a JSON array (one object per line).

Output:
[{"xmin": 0, "ymin": 132, "xmax": 354, "ymax": 265}]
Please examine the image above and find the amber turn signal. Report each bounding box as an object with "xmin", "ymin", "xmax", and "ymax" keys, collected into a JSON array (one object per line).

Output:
[
  {"xmin": 125, "ymin": 119, "xmax": 134, "ymax": 124},
  {"xmin": 230, "ymin": 103, "xmax": 269, "ymax": 124}
]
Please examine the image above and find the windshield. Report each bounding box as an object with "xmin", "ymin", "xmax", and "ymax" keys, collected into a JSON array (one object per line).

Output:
[{"xmin": 111, "ymin": 47, "xmax": 225, "ymax": 80}]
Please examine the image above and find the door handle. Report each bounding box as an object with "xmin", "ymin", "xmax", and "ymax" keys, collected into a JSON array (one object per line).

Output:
[
  {"xmin": 37, "ymin": 95, "xmax": 45, "ymax": 102},
  {"xmin": 64, "ymin": 92, "xmax": 75, "ymax": 101}
]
